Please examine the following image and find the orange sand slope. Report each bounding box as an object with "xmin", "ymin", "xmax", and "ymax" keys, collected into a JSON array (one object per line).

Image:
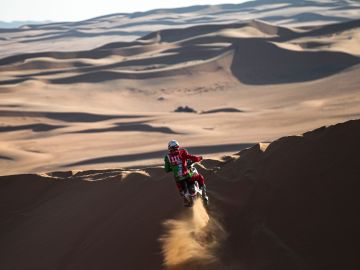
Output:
[
  {"xmin": 1, "ymin": 119, "xmax": 359, "ymax": 270},
  {"xmin": 1, "ymin": 16, "xmax": 360, "ymax": 175}
]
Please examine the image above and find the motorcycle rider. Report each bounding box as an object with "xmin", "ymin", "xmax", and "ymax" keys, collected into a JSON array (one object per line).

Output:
[{"xmin": 164, "ymin": 139, "xmax": 208, "ymax": 205}]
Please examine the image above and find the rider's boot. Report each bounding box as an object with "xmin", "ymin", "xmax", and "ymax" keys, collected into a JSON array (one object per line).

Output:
[{"xmin": 201, "ymin": 184, "xmax": 209, "ymax": 205}]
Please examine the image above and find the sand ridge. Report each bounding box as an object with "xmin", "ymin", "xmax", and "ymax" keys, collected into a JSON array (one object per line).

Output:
[{"xmin": 1, "ymin": 119, "xmax": 359, "ymax": 269}]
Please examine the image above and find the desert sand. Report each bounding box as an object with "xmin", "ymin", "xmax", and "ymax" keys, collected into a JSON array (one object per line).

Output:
[
  {"xmin": 0, "ymin": 0, "xmax": 360, "ymax": 269},
  {"xmin": 1, "ymin": 3, "xmax": 360, "ymax": 175},
  {"xmin": 1, "ymin": 119, "xmax": 359, "ymax": 270}
]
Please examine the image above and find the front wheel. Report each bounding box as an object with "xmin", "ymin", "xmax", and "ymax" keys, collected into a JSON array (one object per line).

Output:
[{"xmin": 202, "ymin": 195, "xmax": 209, "ymax": 206}]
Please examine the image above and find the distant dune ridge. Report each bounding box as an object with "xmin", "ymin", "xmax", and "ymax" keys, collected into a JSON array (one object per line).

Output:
[
  {"xmin": 0, "ymin": 119, "xmax": 359, "ymax": 269},
  {"xmin": 0, "ymin": 0, "xmax": 359, "ymax": 55},
  {"xmin": 0, "ymin": 2, "xmax": 360, "ymax": 175},
  {"xmin": 8, "ymin": 20, "xmax": 355, "ymax": 85}
]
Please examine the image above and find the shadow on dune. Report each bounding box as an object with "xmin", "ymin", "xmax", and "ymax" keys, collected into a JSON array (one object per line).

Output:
[
  {"xmin": 20, "ymin": 30, "xmax": 149, "ymax": 44},
  {"xmin": 201, "ymin": 119, "xmax": 360, "ymax": 270},
  {"xmin": 277, "ymin": 19, "xmax": 360, "ymax": 42},
  {"xmin": 0, "ymin": 124, "xmax": 66, "ymax": 132},
  {"xmin": 0, "ymin": 59, "xmax": 91, "ymax": 72},
  {"xmin": 17, "ymin": 45, "xmax": 227, "ymax": 80},
  {"xmin": 201, "ymin": 107, "xmax": 244, "ymax": 114},
  {"xmin": 263, "ymin": 13, "xmax": 350, "ymax": 24},
  {"xmin": 0, "ymin": 110, "xmax": 144, "ymax": 122},
  {"xmin": 14, "ymin": 30, "xmax": 69, "ymax": 40},
  {"xmin": 0, "ymin": 168, "xmax": 179, "ymax": 270},
  {"xmin": 230, "ymin": 38, "xmax": 360, "ymax": 85},
  {"xmin": 129, "ymin": 0, "xmax": 348, "ymax": 21},
  {"xmin": 249, "ymin": 0, "xmax": 352, "ymax": 9},
  {"xmin": 0, "ymin": 104, "xmax": 22, "ymax": 108},
  {"xmin": 0, "ymin": 78, "xmax": 30, "ymax": 86},
  {"xmin": 65, "ymin": 143, "xmax": 254, "ymax": 167},
  {"xmin": 70, "ymin": 122, "xmax": 180, "ymax": 135},
  {"xmin": 95, "ymin": 40, "xmax": 145, "ymax": 50},
  {"xmin": 130, "ymin": 5, "xmax": 212, "ymax": 19},
  {"xmin": 47, "ymin": 53, "xmax": 227, "ymax": 84},
  {"xmin": 0, "ymin": 155, "xmax": 12, "ymax": 160},
  {"xmin": 0, "ymin": 39, "xmax": 149, "ymax": 66},
  {"xmin": 118, "ymin": 20, "xmax": 181, "ymax": 29},
  {"xmin": 139, "ymin": 22, "xmax": 248, "ymax": 43},
  {"xmin": 0, "ymin": 50, "xmax": 113, "ymax": 66}
]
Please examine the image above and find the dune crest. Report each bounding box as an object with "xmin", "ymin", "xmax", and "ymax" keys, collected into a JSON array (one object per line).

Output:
[{"xmin": 0, "ymin": 119, "xmax": 359, "ymax": 269}]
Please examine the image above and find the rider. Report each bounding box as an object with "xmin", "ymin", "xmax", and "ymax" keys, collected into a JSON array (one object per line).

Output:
[{"xmin": 164, "ymin": 140, "xmax": 208, "ymax": 205}]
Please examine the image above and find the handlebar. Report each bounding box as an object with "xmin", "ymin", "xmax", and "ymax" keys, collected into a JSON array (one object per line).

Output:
[{"xmin": 187, "ymin": 159, "xmax": 197, "ymax": 169}]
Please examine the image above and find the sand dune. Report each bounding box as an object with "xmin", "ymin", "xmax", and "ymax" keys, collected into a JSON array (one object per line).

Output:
[
  {"xmin": 1, "ymin": 0, "xmax": 359, "ymax": 58},
  {"xmin": 201, "ymin": 107, "xmax": 244, "ymax": 113},
  {"xmin": 1, "ymin": 14, "xmax": 359, "ymax": 177},
  {"xmin": 230, "ymin": 38, "xmax": 359, "ymax": 84},
  {"xmin": 1, "ymin": 55, "xmax": 360, "ymax": 174},
  {"xmin": 1, "ymin": 19, "xmax": 359, "ymax": 87},
  {"xmin": 1, "ymin": 119, "xmax": 359, "ymax": 269},
  {"xmin": 0, "ymin": 110, "xmax": 143, "ymax": 122},
  {"xmin": 0, "ymin": 1, "xmax": 359, "ymax": 269},
  {"xmin": 0, "ymin": 0, "xmax": 360, "ymax": 270}
]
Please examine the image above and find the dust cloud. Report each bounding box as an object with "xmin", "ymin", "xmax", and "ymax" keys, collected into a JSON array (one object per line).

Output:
[{"xmin": 160, "ymin": 199, "xmax": 226, "ymax": 270}]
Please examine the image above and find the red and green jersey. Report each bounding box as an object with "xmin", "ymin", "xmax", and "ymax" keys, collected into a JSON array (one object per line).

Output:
[{"xmin": 164, "ymin": 148, "xmax": 202, "ymax": 181}]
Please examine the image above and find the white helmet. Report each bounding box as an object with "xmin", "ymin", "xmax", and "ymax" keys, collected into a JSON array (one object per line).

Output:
[{"xmin": 168, "ymin": 140, "xmax": 180, "ymax": 151}]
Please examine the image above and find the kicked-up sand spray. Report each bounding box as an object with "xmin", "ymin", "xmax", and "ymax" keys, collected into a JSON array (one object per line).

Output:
[{"xmin": 160, "ymin": 199, "xmax": 226, "ymax": 270}]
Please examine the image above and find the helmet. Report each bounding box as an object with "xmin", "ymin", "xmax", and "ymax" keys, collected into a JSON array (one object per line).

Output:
[{"xmin": 168, "ymin": 140, "xmax": 180, "ymax": 151}]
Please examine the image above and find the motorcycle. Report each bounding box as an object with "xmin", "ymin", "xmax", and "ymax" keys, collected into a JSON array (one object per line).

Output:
[{"xmin": 182, "ymin": 160, "xmax": 209, "ymax": 207}]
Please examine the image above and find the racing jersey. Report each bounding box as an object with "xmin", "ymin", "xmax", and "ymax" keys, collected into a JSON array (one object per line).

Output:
[{"xmin": 164, "ymin": 148, "xmax": 202, "ymax": 181}]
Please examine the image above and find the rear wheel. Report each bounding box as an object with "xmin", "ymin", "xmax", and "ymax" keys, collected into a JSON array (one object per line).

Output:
[{"xmin": 184, "ymin": 197, "xmax": 194, "ymax": 207}]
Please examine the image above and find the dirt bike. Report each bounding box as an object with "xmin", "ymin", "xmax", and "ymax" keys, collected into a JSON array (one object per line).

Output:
[{"xmin": 182, "ymin": 160, "xmax": 209, "ymax": 207}]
